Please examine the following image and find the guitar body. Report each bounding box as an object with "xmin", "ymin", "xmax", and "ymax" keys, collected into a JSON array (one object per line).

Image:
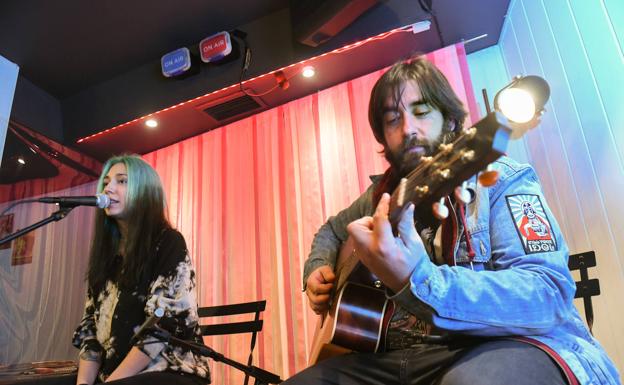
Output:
[{"xmin": 308, "ymin": 238, "xmax": 396, "ymax": 365}]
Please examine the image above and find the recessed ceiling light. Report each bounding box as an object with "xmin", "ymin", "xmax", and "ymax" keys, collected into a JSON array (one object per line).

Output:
[
  {"xmin": 145, "ymin": 119, "xmax": 158, "ymax": 128},
  {"xmin": 302, "ymin": 66, "xmax": 315, "ymax": 78},
  {"xmin": 17, "ymin": 157, "xmax": 26, "ymax": 165}
]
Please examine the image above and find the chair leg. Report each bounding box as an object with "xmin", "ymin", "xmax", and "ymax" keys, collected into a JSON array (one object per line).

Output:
[{"xmin": 583, "ymin": 296, "xmax": 594, "ymax": 335}]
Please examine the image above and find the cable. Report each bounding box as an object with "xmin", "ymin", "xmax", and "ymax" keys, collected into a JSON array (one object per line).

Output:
[
  {"xmin": 232, "ymin": 31, "xmax": 267, "ymax": 98},
  {"xmin": 418, "ymin": 0, "xmax": 445, "ymax": 47},
  {"xmin": 418, "ymin": 0, "xmax": 433, "ymax": 13},
  {"xmin": 234, "ymin": 37, "xmax": 291, "ymax": 98}
]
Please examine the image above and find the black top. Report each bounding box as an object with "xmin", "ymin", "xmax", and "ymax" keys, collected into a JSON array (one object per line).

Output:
[{"xmin": 72, "ymin": 228, "xmax": 210, "ymax": 382}]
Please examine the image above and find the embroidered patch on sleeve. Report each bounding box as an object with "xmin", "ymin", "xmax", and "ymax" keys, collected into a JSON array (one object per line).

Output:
[{"xmin": 505, "ymin": 194, "xmax": 557, "ymax": 254}]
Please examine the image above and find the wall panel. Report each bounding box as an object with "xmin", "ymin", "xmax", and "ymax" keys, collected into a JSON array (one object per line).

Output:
[{"xmin": 471, "ymin": 0, "xmax": 624, "ymax": 374}]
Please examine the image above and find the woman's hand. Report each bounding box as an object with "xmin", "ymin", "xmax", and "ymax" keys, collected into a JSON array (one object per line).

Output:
[
  {"xmin": 105, "ymin": 347, "xmax": 150, "ymax": 382},
  {"xmin": 76, "ymin": 359, "xmax": 100, "ymax": 385}
]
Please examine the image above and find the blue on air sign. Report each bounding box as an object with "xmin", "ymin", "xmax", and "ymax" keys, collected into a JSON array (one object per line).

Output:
[{"xmin": 161, "ymin": 47, "xmax": 191, "ymax": 78}]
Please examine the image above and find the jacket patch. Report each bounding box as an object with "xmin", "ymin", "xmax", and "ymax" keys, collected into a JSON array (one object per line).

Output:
[{"xmin": 506, "ymin": 194, "xmax": 557, "ymax": 254}]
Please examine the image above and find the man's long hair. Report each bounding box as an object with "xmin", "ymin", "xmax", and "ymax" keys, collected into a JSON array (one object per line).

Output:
[
  {"xmin": 368, "ymin": 57, "xmax": 469, "ymax": 206},
  {"xmin": 368, "ymin": 56, "xmax": 467, "ymax": 151},
  {"xmin": 87, "ymin": 154, "xmax": 170, "ymax": 294}
]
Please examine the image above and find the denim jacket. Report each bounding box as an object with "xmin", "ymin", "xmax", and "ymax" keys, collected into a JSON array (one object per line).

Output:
[{"xmin": 303, "ymin": 156, "xmax": 620, "ymax": 385}]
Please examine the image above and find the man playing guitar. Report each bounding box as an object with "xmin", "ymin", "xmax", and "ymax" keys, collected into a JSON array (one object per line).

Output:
[{"xmin": 283, "ymin": 57, "xmax": 619, "ymax": 384}]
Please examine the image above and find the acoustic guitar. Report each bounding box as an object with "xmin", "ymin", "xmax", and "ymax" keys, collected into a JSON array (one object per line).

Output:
[{"xmin": 308, "ymin": 112, "xmax": 514, "ymax": 365}]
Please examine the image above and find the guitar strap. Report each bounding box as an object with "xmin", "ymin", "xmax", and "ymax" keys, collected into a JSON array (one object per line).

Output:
[
  {"xmin": 441, "ymin": 197, "xmax": 459, "ymax": 266},
  {"xmin": 372, "ymin": 168, "xmax": 400, "ymax": 208}
]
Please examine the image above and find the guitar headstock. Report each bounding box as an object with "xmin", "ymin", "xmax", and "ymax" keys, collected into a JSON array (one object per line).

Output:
[{"xmin": 388, "ymin": 111, "xmax": 512, "ymax": 227}]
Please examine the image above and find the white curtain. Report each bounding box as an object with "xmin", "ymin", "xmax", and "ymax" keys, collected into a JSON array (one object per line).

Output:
[{"xmin": 0, "ymin": 181, "xmax": 96, "ymax": 364}]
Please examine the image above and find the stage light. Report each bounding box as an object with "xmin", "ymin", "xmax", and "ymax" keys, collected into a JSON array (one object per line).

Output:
[
  {"xmin": 274, "ymin": 70, "xmax": 289, "ymax": 90},
  {"xmin": 495, "ymin": 88, "xmax": 535, "ymax": 123},
  {"xmin": 494, "ymin": 75, "xmax": 550, "ymax": 124},
  {"xmin": 145, "ymin": 119, "xmax": 158, "ymax": 128},
  {"xmin": 302, "ymin": 66, "xmax": 315, "ymax": 78},
  {"xmin": 17, "ymin": 157, "xmax": 26, "ymax": 165}
]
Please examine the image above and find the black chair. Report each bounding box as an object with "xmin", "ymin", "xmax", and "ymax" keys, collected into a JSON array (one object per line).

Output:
[
  {"xmin": 198, "ymin": 300, "xmax": 280, "ymax": 385},
  {"xmin": 568, "ymin": 251, "xmax": 601, "ymax": 334}
]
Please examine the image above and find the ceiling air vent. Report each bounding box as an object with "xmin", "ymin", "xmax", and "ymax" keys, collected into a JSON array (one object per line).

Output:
[{"xmin": 196, "ymin": 91, "xmax": 265, "ymax": 123}]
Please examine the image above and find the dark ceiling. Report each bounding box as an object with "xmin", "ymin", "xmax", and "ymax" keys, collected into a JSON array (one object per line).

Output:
[
  {"xmin": 1, "ymin": 0, "xmax": 290, "ymax": 98},
  {"xmin": 1, "ymin": 0, "xmax": 510, "ymax": 167}
]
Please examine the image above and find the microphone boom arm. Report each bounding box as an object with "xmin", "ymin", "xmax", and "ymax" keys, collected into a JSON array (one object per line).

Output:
[
  {"xmin": 0, "ymin": 205, "xmax": 75, "ymax": 247},
  {"xmin": 146, "ymin": 326, "xmax": 281, "ymax": 384}
]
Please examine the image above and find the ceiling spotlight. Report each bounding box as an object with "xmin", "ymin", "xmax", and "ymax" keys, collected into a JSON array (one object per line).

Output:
[
  {"xmin": 494, "ymin": 75, "xmax": 550, "ymax": 124},
  {"xmin": 302, "ymin": 66, "xmax": 316, "ymax": 78},
  {"xmin": 145, "ymin": 119, "xmax": 158, "ymax": 128},
  {"xmin": 17, "ymin": 157, "xmax": 26, "ymax": 165}
]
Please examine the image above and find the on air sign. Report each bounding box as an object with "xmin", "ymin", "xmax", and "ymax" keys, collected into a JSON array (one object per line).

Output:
[
  {"xmin": 161, "ymin": 47, "xmax": 191, "ymax": 77},
  {"xmin": 200, "ymin": 31, "xmax": 232, "ymax": 63}
]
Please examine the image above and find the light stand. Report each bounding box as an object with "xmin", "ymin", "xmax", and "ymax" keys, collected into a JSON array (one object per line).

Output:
[{"xmin": 147, "ymin": 327, "xmax": 282, "ymax": 385}]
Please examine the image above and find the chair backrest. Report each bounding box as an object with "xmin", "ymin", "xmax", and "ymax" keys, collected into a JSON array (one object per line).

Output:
[
  {"xmin": 198, "ymin": 300, "xmax": 267, "ymax": 385},
  {"xmin": 568, "ymin": 251, "xmax": 600, "ymax": 334}
]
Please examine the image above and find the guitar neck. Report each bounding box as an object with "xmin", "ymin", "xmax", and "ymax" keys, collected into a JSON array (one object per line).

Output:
[{"xmin": 388, "ymin": 111, "xmax": 511, "ymax": 227}]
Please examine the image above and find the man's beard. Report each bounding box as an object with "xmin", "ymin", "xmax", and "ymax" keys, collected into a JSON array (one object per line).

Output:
[{"xmin": 384, "ymin": 135, "xmax": 439, "ymax": 177}]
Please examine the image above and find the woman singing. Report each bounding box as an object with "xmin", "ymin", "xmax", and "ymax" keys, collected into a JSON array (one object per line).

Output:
[{"xmin": 71, "ymin": 154, "xmax": 210, "ymax": 385}]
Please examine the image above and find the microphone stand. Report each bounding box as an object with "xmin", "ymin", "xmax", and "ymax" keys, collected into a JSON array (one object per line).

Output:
[
  {"xmin": 0, "ymin": 205, "xmax": 75, "ymax": 247},
  {"xmin": 147, "ymin": 327, "xmax": 282, "ymax": 385}
]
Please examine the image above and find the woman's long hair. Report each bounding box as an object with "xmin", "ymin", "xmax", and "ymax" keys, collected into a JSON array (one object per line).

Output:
[{"xmin": 87, "ymin": 154, "xmax": 170, "ymax": 294}]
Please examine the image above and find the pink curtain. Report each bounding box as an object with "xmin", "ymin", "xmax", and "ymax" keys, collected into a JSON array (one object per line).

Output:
[{"xmin": 142, "ymin": 43, "xmax": 479, "ymax": 384}]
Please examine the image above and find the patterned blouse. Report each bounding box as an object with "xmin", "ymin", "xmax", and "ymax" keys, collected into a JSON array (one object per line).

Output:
[{"xmin": 72, "ymin": 228, "xmax": 211, "ymax": 383}]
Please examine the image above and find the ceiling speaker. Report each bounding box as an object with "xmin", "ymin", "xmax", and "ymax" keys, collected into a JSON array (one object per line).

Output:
[{"xmin": 290, "ymin": 0, "xmax": 380, "ymax": 47}]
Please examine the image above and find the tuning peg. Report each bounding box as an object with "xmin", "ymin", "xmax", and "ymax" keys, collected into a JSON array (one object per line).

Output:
[
  {"xmin": 462, "ymin": 126, "xmax": 477, "ymax": 139},
  {"xmin": 438, "ymin": 143, "xmax": 453, "ymax": 153},
  {"xmin": 432, "ymin": 197, "xmax": 449, "ymax": 220},
  {"xmin": 478, "ymin": 165, "xmax": 499, "ymax": 187},
  {"xmin": 460, "ymin": 149, "xmax": 475, "ymax": 163},
  {"xmin": 414, "ymin": 185, "xmax": 429, "ymax": 198},
  {"xmin": 434, "ymin": 168, "xmax": 451, "ymax": 180},
  {"xmin": 420, "ymin": 156, "xmax": 434, "ymax": 164},
  {"xmin": 455, "ymin": 181, "xmax": 471, "ymax": 204}
]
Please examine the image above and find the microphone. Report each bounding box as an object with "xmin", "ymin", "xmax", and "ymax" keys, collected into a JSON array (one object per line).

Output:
[
  {"xmin": 38, "ymin": 193, "xmax": 110, "ymax": 209},
  {"xmin": 131, "ymin": 307, "xmax": 165, "ymax": 344}
]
